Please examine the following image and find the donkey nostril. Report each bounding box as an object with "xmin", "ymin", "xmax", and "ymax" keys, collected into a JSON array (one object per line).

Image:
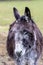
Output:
[
  {"xmin": 16, "ymin": 51, "xmax": 22, "ymax": 57},
  {"xmin": 29, "ymin": 45, "xmax": 31, "ymax": 48}
]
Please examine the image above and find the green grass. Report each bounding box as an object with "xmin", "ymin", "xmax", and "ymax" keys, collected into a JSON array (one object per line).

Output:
[{"xmin": 0, "ymin": 1, "xmax": 43, "ymax": 34}]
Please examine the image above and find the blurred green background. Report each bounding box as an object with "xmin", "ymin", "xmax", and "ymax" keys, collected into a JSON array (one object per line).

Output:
[{"xmin": 0, "ymin": 0, "xmax": 43, "ymax": 34}]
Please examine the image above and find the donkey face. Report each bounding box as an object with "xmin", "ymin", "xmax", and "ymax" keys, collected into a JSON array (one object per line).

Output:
[
  {"xmin": 7, "ymin": 7, "xmax": 43, "ymax": 65},
  {"xmin": 12, "ymin": 23, "xmax": 34, "ymax": 58},
  {"xmin": 9, "ymin": 7, "xmax": 35, "ymax": 58}
]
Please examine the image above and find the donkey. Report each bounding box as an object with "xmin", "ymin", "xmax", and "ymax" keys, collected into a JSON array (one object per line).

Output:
[{"xmin": 7, "ymin": 7, "xmax": 43, "ymax": 65}]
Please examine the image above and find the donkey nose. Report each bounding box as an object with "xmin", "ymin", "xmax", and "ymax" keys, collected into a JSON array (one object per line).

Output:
[{"xmin": 16, "ymin": 51, "xmax": 22, "ymax": 57}]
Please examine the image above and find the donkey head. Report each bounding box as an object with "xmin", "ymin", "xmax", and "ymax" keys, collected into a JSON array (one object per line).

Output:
[{"xmin": 7, "ymin": 7, "xmax": 43, "ymax": 65}]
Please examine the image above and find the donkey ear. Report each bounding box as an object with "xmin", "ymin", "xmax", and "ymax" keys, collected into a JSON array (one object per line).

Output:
[
  {"xmin": 24, "ymin": 7, "xmax": 31, "ymax": 19},
  {"xmin": 13, "ymin": 7, "xmax": 20, "ymax": 20}
]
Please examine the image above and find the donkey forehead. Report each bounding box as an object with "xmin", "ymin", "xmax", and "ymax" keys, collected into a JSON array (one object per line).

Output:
[
  {"xmin": 20, "ymin": 16, "xmax": 29, "ymax": 21},
  {"xmin": 16, "ymin": 16, "xmax": 29, "ymax": 23},
  {"xmin": 10, "ymin": 15, "xmax": 33, "ymax": 33}
]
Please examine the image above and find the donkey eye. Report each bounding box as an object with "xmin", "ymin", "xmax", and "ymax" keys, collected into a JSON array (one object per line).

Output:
[
  {"xmin": 23, "ymin": 29, "xmax": 34, "ymax": 40},
  {"xmin": 23, "ymin": 29, "xmax": 29, "ymax": 34}
]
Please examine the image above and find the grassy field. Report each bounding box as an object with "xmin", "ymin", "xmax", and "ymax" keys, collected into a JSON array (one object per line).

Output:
[{"xmin": 0, "ymin": 1, "xmax": 43, "ymax": 34}]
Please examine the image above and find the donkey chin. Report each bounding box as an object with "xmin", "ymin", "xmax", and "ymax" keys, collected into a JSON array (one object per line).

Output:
[{"xmin": 7, "ymin": 7, "xmax": 43, "ymax": 65}]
